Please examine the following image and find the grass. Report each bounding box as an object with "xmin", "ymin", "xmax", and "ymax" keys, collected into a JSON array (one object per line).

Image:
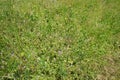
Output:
[{"xmin": 0, "ymin": 0, "xmax": 120, "ymax": 80}]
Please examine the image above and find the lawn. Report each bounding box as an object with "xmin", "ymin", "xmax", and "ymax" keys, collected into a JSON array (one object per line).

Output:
[{"xmin": 0, "ymin": 0, "xmax": 120, "ymax": 80}]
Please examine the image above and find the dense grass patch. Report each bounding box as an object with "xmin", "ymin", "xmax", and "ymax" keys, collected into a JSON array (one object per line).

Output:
[{"xmin": 0, "ymin": 0, "xmax": 120, "ymax": 80}]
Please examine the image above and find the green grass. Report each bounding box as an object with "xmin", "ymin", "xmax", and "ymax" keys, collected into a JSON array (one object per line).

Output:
[{"xmin": 0, "ymin": 0, "xmax": 120, "ymax": 80}]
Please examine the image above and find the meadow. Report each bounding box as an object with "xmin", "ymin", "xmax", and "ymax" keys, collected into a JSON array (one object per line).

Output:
[{"xmin": 0, "ymin": 0, "xmax": 120, "ymax": 80}]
